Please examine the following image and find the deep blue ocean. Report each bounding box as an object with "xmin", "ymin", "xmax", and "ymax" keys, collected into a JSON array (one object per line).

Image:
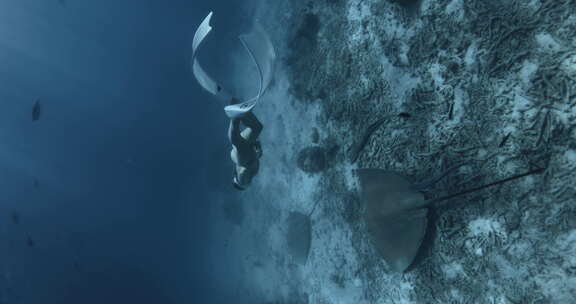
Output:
[{"xmin": 0, "ymin": 1, "xmax": 256, "ymax": 303}]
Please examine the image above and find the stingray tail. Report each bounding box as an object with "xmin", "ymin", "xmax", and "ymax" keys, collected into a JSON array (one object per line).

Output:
[
  {"xmin": 414, "ymin": 161, "xmax": 469, "ymax": 191},
  {"xmin": 432, "ymin": 167, "xmax": 545, "ymax": 206}
]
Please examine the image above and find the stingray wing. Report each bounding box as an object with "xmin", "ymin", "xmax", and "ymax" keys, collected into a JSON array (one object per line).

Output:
[
  {"xmin": 357, "ymin": 169, "xmax": 428, "ymax": 272},
  {"xmin": 366, "ymin": 209, "xmax": 428, "ymax": 272}
]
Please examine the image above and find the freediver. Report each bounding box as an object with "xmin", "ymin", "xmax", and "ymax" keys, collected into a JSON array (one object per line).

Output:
[
  {"xmin": 191, "ymin": 12, "xmax": 274, "ymax": 190},
  {"xmin": 228, "ymin": 98, "xmax": 263, "ymax": 191}
]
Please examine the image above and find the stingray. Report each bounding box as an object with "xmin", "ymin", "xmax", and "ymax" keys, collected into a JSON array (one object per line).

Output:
[
  {"xmin": 286, "ymin": 200, "xmax": 321, "ymax": 264},
  {"xmin": 286, "ymin": 211, "xmax": 312, "ymax": 264},
  {"xmin": 357, "ymin": 166, "xmax": 544, "ymax": 272}
]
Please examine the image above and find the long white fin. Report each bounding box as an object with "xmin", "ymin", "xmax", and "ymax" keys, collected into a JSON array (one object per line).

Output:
[{"xmin": 191, "ymin": 12, "xmax": 276, "ymax": 118}]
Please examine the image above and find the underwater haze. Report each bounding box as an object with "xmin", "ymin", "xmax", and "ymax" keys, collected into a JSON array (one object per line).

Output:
[
  {"xmin": 3, "ymin": 0, "xmax": 576, "ymax": 303},
  {"xmin": 0, "ymin": 0, "xmax": 258, "ymax": 303}
]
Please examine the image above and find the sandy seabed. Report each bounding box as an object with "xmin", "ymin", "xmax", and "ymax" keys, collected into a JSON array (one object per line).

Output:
[{"xmin": 214, "ymin": 1, "xmax": 576, "ymax": 303}]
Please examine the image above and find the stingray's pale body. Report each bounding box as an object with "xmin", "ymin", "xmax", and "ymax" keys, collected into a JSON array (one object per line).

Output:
[
  {"xmin": 356, "ymin": 167, "xmax": 543, "ymax": 273},
  {"xmin": 358, "ymin": 169, "xmax": 428, "ymax": 273},
  {"xmin": 286, "ymin": 211, "xmax": 312, "ymax": 265}
]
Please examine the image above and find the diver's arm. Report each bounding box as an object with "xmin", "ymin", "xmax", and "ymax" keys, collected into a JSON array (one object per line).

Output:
[
  {"xmin": 228, "ymin": 118, "xmax": 244, "ymax": 147},
  {"xmin": 240, "ymin": 111, "xmax": 263, "ymax": 141}
]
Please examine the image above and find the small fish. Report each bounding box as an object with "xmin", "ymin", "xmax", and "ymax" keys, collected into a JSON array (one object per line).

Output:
[
  {"xmin": 11, "ymin": 212, "xmax": 19, "ymax": 224},
  {"xmin": 398, "ymin": 112, "xmax": 411, "ymax": 119},
  {"xmin": 26, "ymin": 234, "xmax": 35, "ymax": 247},
  {"xmin": 448, "ymin": 102, "xmax": 454, "ymax": 120},
  {"xmin": 499, "ymin": 132, "xmax": 511, "ymax": 148},
  {"xmin": 32, "ymin": 99, "xmax": 41, "ymax": 121},
  {"xmin": 73, "ymin": 261, "xmax": 82, "ymax": 272}
]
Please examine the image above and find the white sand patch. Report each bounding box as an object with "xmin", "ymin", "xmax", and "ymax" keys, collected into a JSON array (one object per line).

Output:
[
  {"xmin": 535, "ymin": 32, "xmax": 562, "ymax": 53},
  {"xmin": 449, "ymin": 289, "xmax": 464, "ymax": 302},
  {"xmin": 380, "ymin": 56, "xmax": 421, "ymax": 107},
  {"xmin": 398, "ymin": 41, "xmax": 410, "ymax": 65},
  {"xmin": 302, "ymin": 209, "xmax": 367, "ymax": 303},
  {"xmin": 429, "ymin": 63, "xmax": 445, "ymax": 87},
  {"xmin": 468, "ymin": 218, "xmax": 506, "ymax": 237},
  {"xmin": 560, "ymin": 53, "xmax": 576, "ymax": 77},
  {"xmin": 496, "ymin": 154, "xmax": 522, "ymax": 175},
  {"xmin": 442, "ymin": 262, "xmax": 466, "ymax": 280},
  {"xmin": 508, "ymin": 87, "xmax": 536, "ymax": 124},
  {"xmin": 392, "ymin": 280, "xmax": 417, "ymax": 304},
  {"xmin": 464, "ymin": 40, "xmax": 478, "ymax": 69},
  {"xmin": 445, "ymin": 0, "xmax": 464, "ymax": 21},
  {"xmin": 250, "ymin": 63, "xmax": 325, "ymax": 212},
  {"xmin": 526, "ymin": 0, "xmax": 542, "ymax": 10},
  {"xmin": 224, "ymin": 31, "xmax": 327, "ymax": 301},
  {"xmin": 347, "ymin": 0, "xmax": 414, "ymax": 50},
  {"xmin": 557, "ymin": 230, "xmax": 576, "ymax": 269},
  {"xmin": 518, "ymin": 60, "xmax": 539, "ymax": 86},
  {"xmin": 346, "ymin": 0, "xmax": 372, "ymax": 46},
  {"xmin": 465, "ymin": 217, "xmax": 508, "ymax": 256},
  {"xmin": 502, "ymin": 124, "xmax": 518, "ymax": 138},
  {"xmin": 347, "ymin": 0, "xmax": 371, "ymax": 23},
  {"xmin": 342, "ymin": 162, "xmax": 360, "ymax": 192},
  {"xmin": 552, "ymin": 99, "xmax": 576, "ymax": 126},
  {"xmin": 486, "ymin": 295, "xmax": 510, "ymax": 304},
  {"xmin": 534, "ymin": 230, "xmax": 576, "ymax": 303},
  {"xmin": 564, "ymin": 149, "xmax": 576, "ymax": 167}
]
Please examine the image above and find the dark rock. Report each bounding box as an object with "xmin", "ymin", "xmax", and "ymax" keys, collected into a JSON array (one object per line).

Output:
[
  {"xmin": 297, "ymin": 146, "xmax": 326, "ymax": 173},
  {"xmin": 289, "ymin": 13, "xmax": 321, "ymax": 54}
]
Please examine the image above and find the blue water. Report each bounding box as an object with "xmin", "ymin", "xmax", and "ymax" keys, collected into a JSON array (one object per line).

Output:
[{"xmin": 0, "ymin": 0, "xmax": 256, "ymax": 303}]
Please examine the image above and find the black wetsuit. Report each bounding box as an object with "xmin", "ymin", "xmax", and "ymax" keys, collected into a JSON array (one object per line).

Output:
[{"xmin": 228, "ymin": 100, "xmax": 263, "ymax": 186}]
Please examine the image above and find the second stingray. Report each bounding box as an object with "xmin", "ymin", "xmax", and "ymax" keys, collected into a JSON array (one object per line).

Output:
[{"xmin": 356, "ymin": 166, "xmax": 544, "ymax": 273}]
